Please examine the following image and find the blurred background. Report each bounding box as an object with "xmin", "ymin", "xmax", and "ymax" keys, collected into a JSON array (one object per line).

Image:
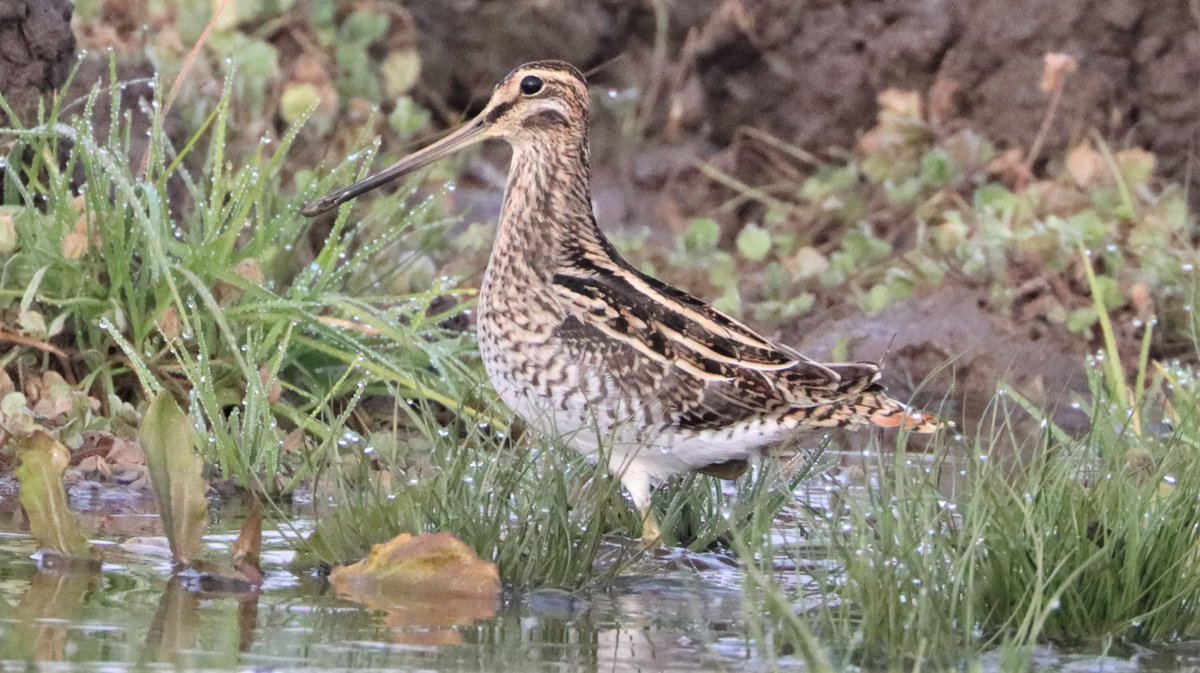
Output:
[{"xmin": 3, "ymin": 0, "xmax": 1199, "ymax": 432}]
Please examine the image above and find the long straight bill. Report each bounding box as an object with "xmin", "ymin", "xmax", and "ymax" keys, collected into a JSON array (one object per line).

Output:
[{"xmin": 301, "ymin": 118, "xmax": 487, "ymax": 217}]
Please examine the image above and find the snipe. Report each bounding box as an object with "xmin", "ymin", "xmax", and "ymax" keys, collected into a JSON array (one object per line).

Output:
[{"xmin": 304, "ymin": 61, "xmax": 942, "ymax": 544}]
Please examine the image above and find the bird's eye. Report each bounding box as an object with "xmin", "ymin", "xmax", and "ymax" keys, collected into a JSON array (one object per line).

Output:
[{"xmin": 519, "ymin": 75, "xmax": 544, "ymax": 95}]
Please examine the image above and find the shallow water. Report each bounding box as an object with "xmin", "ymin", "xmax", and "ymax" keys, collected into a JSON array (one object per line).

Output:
[
  {"xmin": 0, "ymin": 486, "xmax": 766, "ymax": 672},
  {"xmin": 1, "ymin": 484, "xmax": 1198, "ymax": 672}
]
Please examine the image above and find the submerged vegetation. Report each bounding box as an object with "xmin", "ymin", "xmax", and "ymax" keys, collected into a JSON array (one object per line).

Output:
[{"xmin": 1, "ymin": 7, "xmax": 1199, "ymax": 669}]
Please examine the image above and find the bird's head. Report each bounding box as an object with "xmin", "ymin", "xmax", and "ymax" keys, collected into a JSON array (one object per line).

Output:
[{"xmin": 302, "ymin": 61, "xmax": 590, "ymax": 217}]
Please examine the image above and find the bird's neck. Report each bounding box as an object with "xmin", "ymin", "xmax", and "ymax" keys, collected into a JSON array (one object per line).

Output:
[{"xmin": 491, "ymin": 137, "xmax": 610, "ymax": 275}]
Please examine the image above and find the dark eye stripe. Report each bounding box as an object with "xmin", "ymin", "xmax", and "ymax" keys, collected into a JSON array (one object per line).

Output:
[{"xmin": 486, "ymin": 100, "xmax": 515, "ymax": 123}]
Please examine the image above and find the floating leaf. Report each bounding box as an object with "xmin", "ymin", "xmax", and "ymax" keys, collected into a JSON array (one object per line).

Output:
[
  {"xmin": 330, "ymin": 532, "xmax": 499, "ymax": 644},
  {"xmin": 139, "ymin": 392, "xmax": 209, "ymax": 565},
  {"xmin": 331, "ymin": 531, "xmax": 498, "ymax": 597},
  {"xmin": 14, "ymin": 432, "xmax": 92, "ymax": 558}
]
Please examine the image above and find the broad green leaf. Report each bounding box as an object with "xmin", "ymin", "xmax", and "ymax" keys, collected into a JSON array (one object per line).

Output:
[
  {"xmin": 382, "ymin": 50, "xmax": 421, "ymax": 98},
  {"xmin": 140, "ymin": 392, "xmax": 209, "ymax": 565},
  {"xmin": 280, "ymin": 83, "xmax": 320, "ymax": 126},
  {"xmin": 682, "ymin": 218, "xmax": 720, "ymax": 253},
  {"xmin": 14, "ymin": 432, "xmax": 92, "ymax": 558},
  {"xmin": 736, "ymin": 224, "xmax": 772, "ymax": 262}
]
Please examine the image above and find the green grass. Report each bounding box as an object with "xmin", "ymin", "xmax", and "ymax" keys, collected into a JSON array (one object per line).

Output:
[
  {"xmin": 0, "ymin": 64, "xmax": 807, "ymax": 591},
  {"xmin": 5, "ymin": 42, "xmax": 1200, "ymax": 670},
  {"xmin": 741, "ymin": 293, "xmax": 1200, "ymax": 668}
]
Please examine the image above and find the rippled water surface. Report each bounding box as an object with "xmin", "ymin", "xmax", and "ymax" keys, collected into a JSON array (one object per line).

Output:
[{"xmin": 1, "ymin": 483, "xmax": 1198, "ymax": 672}]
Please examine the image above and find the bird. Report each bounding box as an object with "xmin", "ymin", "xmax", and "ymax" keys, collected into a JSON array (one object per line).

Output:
[{"xmin": 303, "ymin": 61, "xmax": 942, "ymax": 545}]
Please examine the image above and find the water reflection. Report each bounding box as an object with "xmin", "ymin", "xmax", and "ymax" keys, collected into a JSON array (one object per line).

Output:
[
  {"xmin": 0, "ymin": 498, "xmax": 753, "ymax": 672},
  {"xmin": 2, "ymin": 492, "xmax": 1192, "ymax": 672},
  {"xmin": 143, "ymin": 575, "xmax": 201, "ymax": 664},
  {"xmin": 3, "ymin": 564, "xmax": 97, "ymax": 662}
]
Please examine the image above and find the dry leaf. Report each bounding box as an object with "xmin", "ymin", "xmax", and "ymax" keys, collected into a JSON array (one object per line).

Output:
[
  {"xmin": 331, "ymin": 532, "xmax": 500, "ymax": 598},
  {"xmin": 78, "ymin": 455, "xmax": 113, "ymax": 480},
  {"xmin": 213, "ymin": 259, "xmax": 265, "ymax": 306},
  {"xmin": 1041, "ymin": 52, "xmax": 1078, "ymax": 92},
  {"xmin": 0, "ymin": 369, "xmax": 14, "ymax": 398},
  {"xmin": 0, "ymin": 211, "xmax": 16, "ymax": 254},
  {"xmin": 331, "ymin": 532, "xmax": 500, "ymax": 645},
  {"xmin": 877, "ymin": 88, "xmax": 923, "ymax": 120},
  {"xmin": 107, "ymin": 437, "xmax": 146, "ymax": 466},
  {"xmin": 62, "ymin": 232, "xmax": 88, "ymax": 260},
  {"xmin": 231, "ymin": 499, "xmax": 263, "ymax": 586},
  {"xmin": 927, "ymin": 76, "xmax": 962, "ymax": 127},
  {"xmin": 1065, "ymin": 142, "xmax": 1104, "ymax": 187},
  {"xmin": 328, "ymin": 530, "xmax": 496, "ymax": 638},
  {"xmin": 157, "ymin": 306, "xmax": 181, "ymax": 342}
]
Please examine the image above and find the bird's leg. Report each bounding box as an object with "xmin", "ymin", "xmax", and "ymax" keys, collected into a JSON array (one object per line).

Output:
[
  {"xmin": 616, "ymin": 459, "xmax": 663, "ymax": 547},
  {"xmin": 639, "ymin": 504, "xmax": 662, "ymax": 548}
]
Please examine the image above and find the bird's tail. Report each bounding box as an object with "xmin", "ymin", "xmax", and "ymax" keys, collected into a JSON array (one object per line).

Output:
[
  {"xmin": 792, "ymin": 390, "xmax": 944, "ymax": 433},
  {"xmin": 857, "ymin": 391, "xmax": 943, "ymax": 433}
]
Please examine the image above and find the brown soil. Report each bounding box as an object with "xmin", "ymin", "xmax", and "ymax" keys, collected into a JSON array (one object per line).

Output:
[
  {"xmin": 784, "ymin": 280, "xmax": 1092, "ymax": 438},
  {"xmin": 0, "ymin": 0, "xmax": 76, "ymax": 127},
  {"xmin": 408, "ymin": 0, "xmax": 1200, "ymax": 200},
  {"xmin": 16, "ymin": 0, "xmax": 1197, "ymax": 434}
]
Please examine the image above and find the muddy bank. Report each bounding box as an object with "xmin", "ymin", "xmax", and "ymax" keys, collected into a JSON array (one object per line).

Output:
[
  {"xmin": 407, "ymin": 0, "xmax": 1200, "ymax": 196},
  {"xmin": 0, "ymin": 0, "xmax": 75, "ymax": 128},
  {"xmin": 784, "ymin": 281, "xmax": 1091, "ymax": 438}
]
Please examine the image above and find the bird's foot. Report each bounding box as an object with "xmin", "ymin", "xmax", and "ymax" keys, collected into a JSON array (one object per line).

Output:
[{"xmin": 639, "ymin": 509, "xmax": 663, "ymax": 549}]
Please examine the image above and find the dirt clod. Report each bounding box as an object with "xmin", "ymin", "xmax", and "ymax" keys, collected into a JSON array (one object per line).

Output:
[{"xmin": 0, "ymin": 0, "xmax": 76, "ymax": 128}]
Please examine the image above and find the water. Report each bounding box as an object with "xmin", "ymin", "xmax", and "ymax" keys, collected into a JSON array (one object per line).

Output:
[
  {"xmin": 0, "ymin": 486, "xmax": 755, "ymax": 672},
  {"xmin": 2, "ymin": 484, "xmax": 1199, "ymax": 671}
]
